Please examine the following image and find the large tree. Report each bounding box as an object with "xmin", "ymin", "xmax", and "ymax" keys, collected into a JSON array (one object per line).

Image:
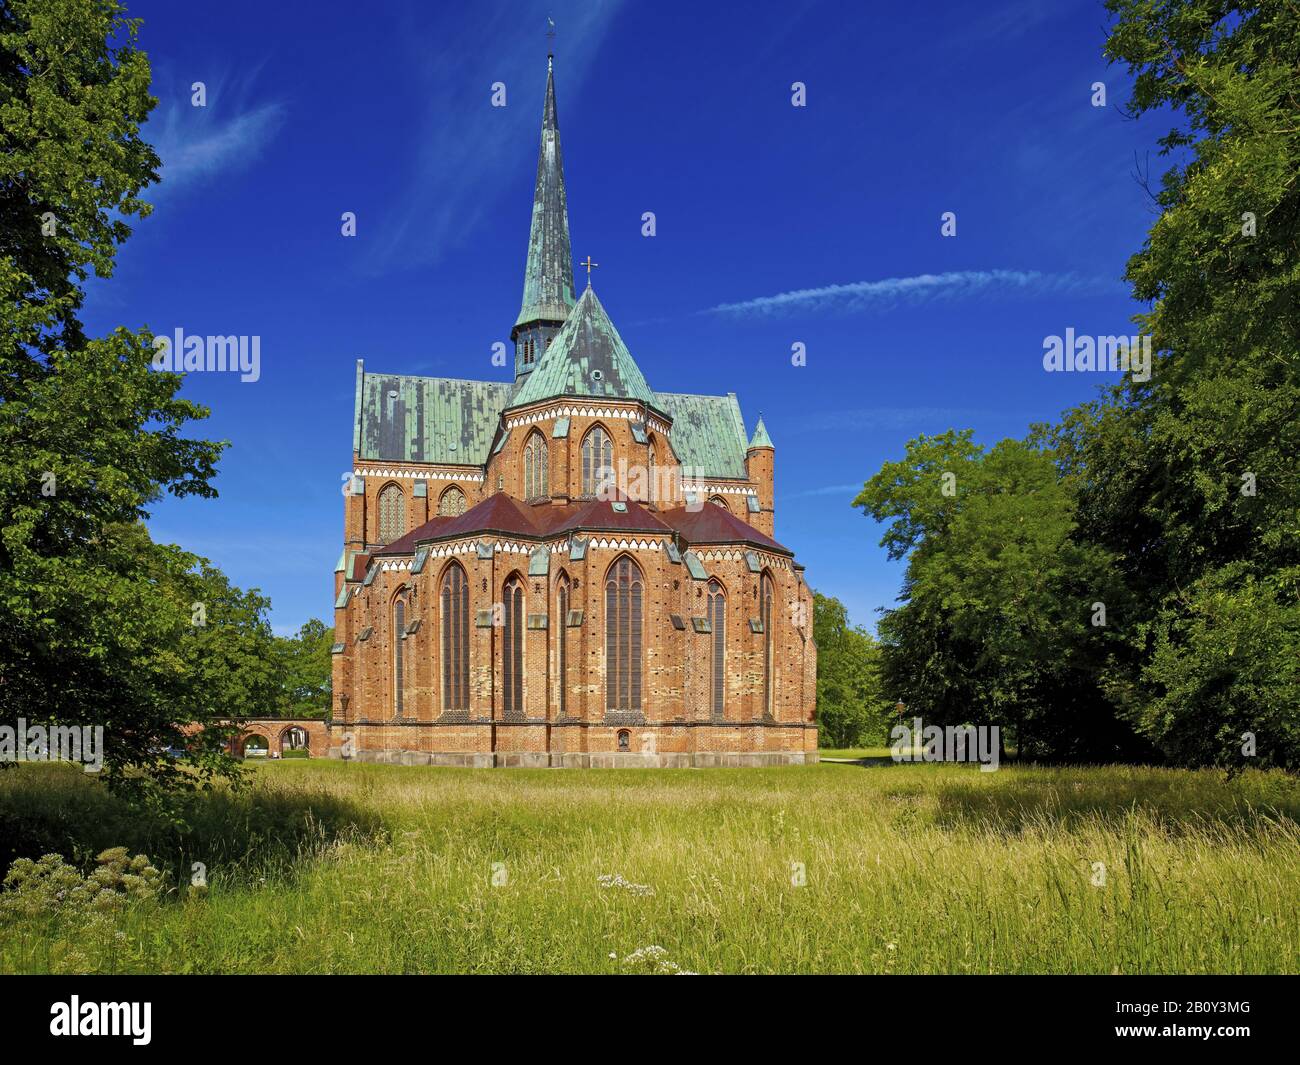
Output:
[
  {"xmin": 0, "ymin": 0, "xmax": 255, "ymax": 800},
  {"xmin": 1046, "ymin": 0, "xmax": 1300, "ymax": 769},
  {"xmin": 811, "ymin": 592, "xmax": 885, "ymax": 749},
  {"xmin": 856, "ymin": 433, "xmax": 1150, "ymax": 761},
  {"xmin": 275, "ymin": 619, "xmax": 334, "ymax": 719},
  {"xmin": 854, "ymin": 3, "xmax": 1298, "ymax": 769}
]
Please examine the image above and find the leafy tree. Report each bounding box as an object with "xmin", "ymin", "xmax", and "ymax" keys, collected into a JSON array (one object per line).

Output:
[
  {"xmin": 856, "ymin": 433, "xmax": 1150, "ymax": 761},
  {"xmin": 0, "ymin": 0, "xmax": 159, "ymax": 362},
  {"xmin": 1042, "ymin": 1, "xmax": 1300, "ymax": 768},
  {"xmin": 0, "ymin": 0, "xmax": 272, "ymax": 799},
  {"xmin": 853, "ymin": 4, "xmax": 1299, "ymax": 769},
  {"xmin": 812, "ymin": 593, "xmax": 884, "ymax": 748},
  {"xmin": 275, "ymin": 619, "xmax": 334, "ymax": 718}
]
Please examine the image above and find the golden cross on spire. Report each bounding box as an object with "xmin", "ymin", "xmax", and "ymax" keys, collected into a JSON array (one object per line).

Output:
[{"xmin": 580, "ymin": 255, "xmax": 598, "ymax": 286}]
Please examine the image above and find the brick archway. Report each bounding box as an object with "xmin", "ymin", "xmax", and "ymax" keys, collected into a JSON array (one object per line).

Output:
[{"xmin": 229, "ymin": 719, "xmax": 328, "ymax": 758}]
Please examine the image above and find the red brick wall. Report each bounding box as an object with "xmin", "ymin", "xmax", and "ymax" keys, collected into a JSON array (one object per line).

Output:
[{"xmin": 334, "ymin": 397, "xmax": 816, "ymax": 765}]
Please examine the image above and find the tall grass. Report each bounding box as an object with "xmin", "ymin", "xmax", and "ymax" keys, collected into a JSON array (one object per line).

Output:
[{"xmin": 1, "ymin": 760, "xmax": 1297, "ymax": 973}]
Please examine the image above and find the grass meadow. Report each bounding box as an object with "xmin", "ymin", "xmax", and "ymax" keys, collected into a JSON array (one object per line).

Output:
[{"xmin": 1, "ymin": 758, "xmax": 1298, "ymax": 974}]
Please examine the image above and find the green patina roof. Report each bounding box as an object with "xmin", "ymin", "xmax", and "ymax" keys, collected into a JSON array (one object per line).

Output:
[
  {"xmin": 748, "ymin": 414, "xmax": 774, "ymax": 449},
  {"xmin": 515, "ymin": 56, "xmax": 576, "ymax": 331},
  {"xmin": 655, "ymin": 390, "xmax": 749, "ymax": 480},
  {"xmin": 512, "ymin": 286, "xmax": 656, "ymax": 408},
  {"xmin": 354, "ymin": 363, "xmax": 513, "ymax": 464}
]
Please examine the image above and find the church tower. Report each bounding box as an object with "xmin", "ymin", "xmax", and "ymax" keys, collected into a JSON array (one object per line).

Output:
[{"xmin": 512, "ymin": 54, "xmax": 576, "ymax": 384}]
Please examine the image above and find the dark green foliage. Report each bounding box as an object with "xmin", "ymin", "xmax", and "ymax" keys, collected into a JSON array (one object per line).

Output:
[
  {"xmin": 855, "ymin": 435, "xmax": 1151, "ymax": 761},
  {"xmin": 857, "ymin": 3, "xmax": 1298, "ymax": 769},
  {"xmin": 0, "ymin": 1, "xmax": 287, "ymax": 800},
  {"xmin": 0, "ymin": 764, "xmax": 383, "ymax": 884},
  {"xmin": 273, "ymin": 619, "xmax": 333, "ymax": 719},
  {"xmin": 811, "ymin": 592, "xmax": 885, "ymax": 747}
]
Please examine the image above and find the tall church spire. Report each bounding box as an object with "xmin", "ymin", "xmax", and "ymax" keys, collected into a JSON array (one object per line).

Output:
[{"xmin": 512, "ymin": 53, "xmax": 576, "ymax": 382}]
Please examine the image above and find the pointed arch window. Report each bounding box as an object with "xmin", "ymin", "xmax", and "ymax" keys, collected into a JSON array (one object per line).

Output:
[
  {"xmin": 556, "ymin": 574, "xmax": 570, "ymax": 716},
  {"xmin": 503, "ymin": 576, "xmax": 525, "ymax": 717},
  {"xmin": 438, "ymin": 485, "xmax": 466, "ymax": 517},
  {"xmin": 582, "ymin": 425, "xmax": 613, "ymax": 498},
  {"xmin": 648, "ymin": 445, "xmax": 656, "ymax": 505},
  {"xmin": 707, "ymin": 579, "xmax": 726, "ymax": 717},
  {"xmin": 709, "ymin": 495, "xmax": 730, "ymax": 511},
  {"xmin": 524, "ymin": 431, "xmax": 548, "ymax": 501},
  {"xmin": 393, "ymin": 596, "xmax": 407, "ymax": 717},
  {"xmin": 441, "ymin": 563, "xmax": 469, "ymax": 712},
  {"xmin": 761, "ymin": 572, "xmax": 775, "ymax": 717},
  {"xmin": 378, "ymin": 483, "xmax": 405, "ymax": 543},
  {"xmin": 605, "ymin": 557, "xmax": 643, "ymax": 714}
]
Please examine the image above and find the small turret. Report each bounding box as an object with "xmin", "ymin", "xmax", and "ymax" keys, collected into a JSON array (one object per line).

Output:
[{"xmin": 745, "ymin": 415, "xmax": 775, "ymax": 536}]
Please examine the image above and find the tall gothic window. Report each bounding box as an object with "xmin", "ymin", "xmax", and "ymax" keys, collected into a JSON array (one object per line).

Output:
[
  {"xmin": 556, "ymin": 575, "xmax": 570, "ymax": 716},
  {"xmin": 441, "ymin": 563, "xmax": 469, "ymax": 712},
  {"xmin": 707, "ymin": 579, "xmax": 726, "ymax": 717},
  {"xmin": 393, "ymin": 597, "xmax": 406, "ymax": 717},
  {"xmin": 524, "ymin": 432, "xmax": 548, "ymax": 501},
  {"xmin": 648, "ymin": 445, "xmax": 656, "ymax": 505},
  {"xmin": 378, "ymin": 483, "xmax": 405, "ymax": 543},
  {"xmin": 605, "ymin": 557, "xmax": 643, "ymax": 714},
  {"xmin": 503, "ymin": 577, "xmax": 524, "ymax": 716},
  {"xmin": 582, "ymin": 425, "xmax": 613, "ymax": 497},
  {"xmin": 761, "ymin": 572, "xmax": 775, "ymax": 717},
  {"xmin": 438, "ymin": 485, "xmax": 466, "ymax": 516}
]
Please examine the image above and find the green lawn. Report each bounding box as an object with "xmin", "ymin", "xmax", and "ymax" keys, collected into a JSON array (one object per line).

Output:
[{"xmin": 2, "ymin": 759, "xmax": 1298, "ymax": 974}]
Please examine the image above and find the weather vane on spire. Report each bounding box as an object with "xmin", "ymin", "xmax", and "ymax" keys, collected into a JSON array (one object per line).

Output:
[
  {"xmin": 547, "ymin": 16, "xmax": 556, "ymax": 56},
  {"xmin": 580, "ymin": 255, "xmax": 599, "ymax": 287}
]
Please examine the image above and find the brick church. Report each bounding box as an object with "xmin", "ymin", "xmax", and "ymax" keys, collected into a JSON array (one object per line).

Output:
[{"xmin": 329, "ymin": 54, "xmax": 817, "ymax": 766}]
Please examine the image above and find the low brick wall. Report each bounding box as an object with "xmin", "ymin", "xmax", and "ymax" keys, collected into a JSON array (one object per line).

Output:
[{"xmin": 227, "ymin": 718, "xmax": 330, "ymax": 758}]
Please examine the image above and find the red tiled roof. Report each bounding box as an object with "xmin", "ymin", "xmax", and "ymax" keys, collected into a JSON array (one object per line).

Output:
[
  {"xmin": 371, "ymin": 493, "xmax": 789, "ymax": 557},
  {"xmin": 657, "ymin": 504, "xmax": 790, "ymax": 554},
  {"xmin": 540, "ymin": 496, "xmax": 673, "ymax": 537},
  {"xmin": 375, "ymin": 516, "xmax": 455, "ymax": 556}
]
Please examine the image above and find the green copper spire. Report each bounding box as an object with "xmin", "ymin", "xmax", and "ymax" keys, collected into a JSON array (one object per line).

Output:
[
  {"xmin": 513, "ymin": 55, "xmax": 576, "ymax": 342},
  {"xmin": 748, "ymin": 415, "xmax": 774, "ymax": 449}
]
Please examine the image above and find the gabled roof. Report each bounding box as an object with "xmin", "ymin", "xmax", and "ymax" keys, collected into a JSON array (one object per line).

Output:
[
  {"xmin": 512, "ymin": 286, "xmax": 656, "ymax": 408},
  {"xmin": 372, "ymin": 493, "xmax": 788, "ymax": 559},
  {"xmin": 534, "ymin": 496, "xmax": 673, "ymax": 537},
  {"xmin": 417, "ymin": 492, "xmax": 541, "ymax": 542},
  {"xmin": 515, "ymin": 56, "xmax": 576, "ymax": 330},
  {"xmin": 374, "ymin": 516, "xmax": 455, "ymax": 556},
  {"xmin": 655, "ymin": 391, "xmax": 749, "ymax": 480},
  {"xmin": 373, "ymin": 493, "xmax": 675, "ymax": 553},
  {"xmin": 658, "ymin": 504, "xmax": 791, "ymax": 555},
  {"xmin": 354, "ymin": 362, "xmax": 512, "ymax": 465}
]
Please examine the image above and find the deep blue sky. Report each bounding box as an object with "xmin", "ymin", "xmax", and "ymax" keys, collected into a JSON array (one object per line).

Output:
[{"xmin": 84, "ymin": 0, "xmax": 1165, "ymax": 636}]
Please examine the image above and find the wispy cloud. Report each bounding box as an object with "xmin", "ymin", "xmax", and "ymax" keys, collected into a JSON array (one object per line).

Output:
[
  {"xmin": 364, "ymin": 1, "xmax": 624, "ymax": 274},
  {"xmin": 146, "ymin": 67, "xmax": 286, "ymax": 196},
  {"xmin": 705, "ymin": 269, "xmax": 1114, "ymax": 318},
  {"xmin": 781, "ymin": 482, "xmax": 865, "ymax": 501}
]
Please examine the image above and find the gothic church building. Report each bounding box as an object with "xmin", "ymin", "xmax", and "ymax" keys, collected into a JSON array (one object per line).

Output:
[{"xmin": 330, "ymin": 56, "xmax": 817, "ymax": 766}]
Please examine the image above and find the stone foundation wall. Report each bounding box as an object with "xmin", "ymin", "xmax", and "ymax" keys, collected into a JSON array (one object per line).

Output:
[{"xmin": 327, "ymin": 721, "xmax": 818, "ymax": 768}]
